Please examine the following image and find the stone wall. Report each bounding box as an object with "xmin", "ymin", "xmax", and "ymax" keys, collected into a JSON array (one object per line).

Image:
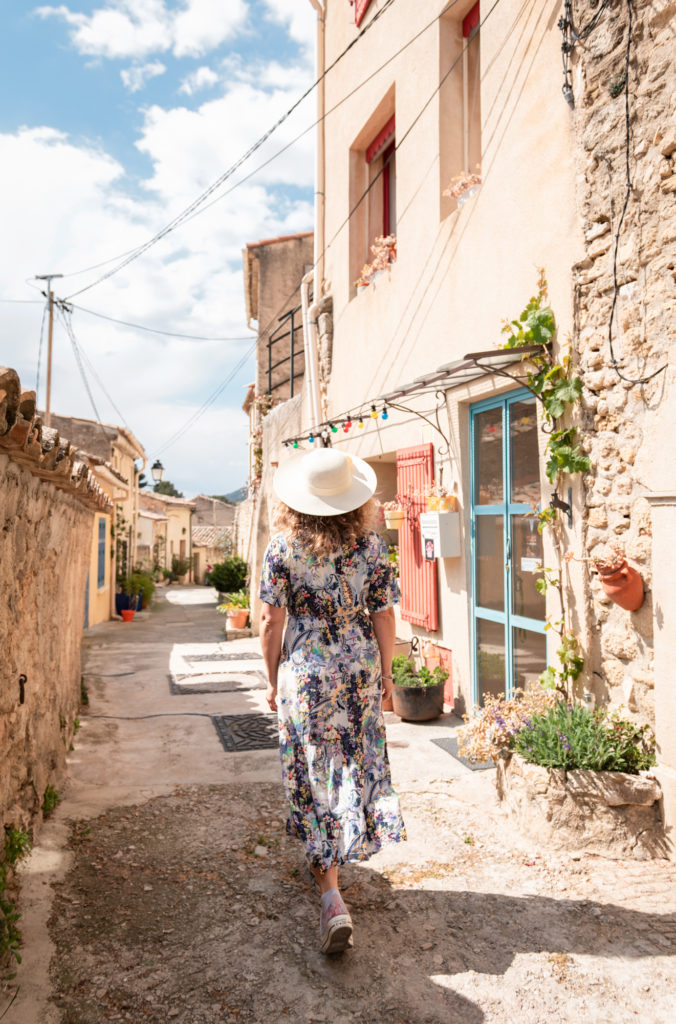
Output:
[
  {"xmin": 572, "ymin": 0, "xmax": 676, "ymax": 717},
  {"xmin": 0, "ymin": 368, "xmax": 105, "ymax": 837}
]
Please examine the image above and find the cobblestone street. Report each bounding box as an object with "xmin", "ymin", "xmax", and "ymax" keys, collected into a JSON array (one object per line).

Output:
[{"xmin": 6, "ymin": 589, "xmax": 676, "ymax": 1024}]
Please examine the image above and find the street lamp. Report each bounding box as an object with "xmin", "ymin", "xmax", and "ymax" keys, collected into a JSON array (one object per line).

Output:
[{"xmin": 151, "ymin": 459, "xmax": 165, "ymax": 484}]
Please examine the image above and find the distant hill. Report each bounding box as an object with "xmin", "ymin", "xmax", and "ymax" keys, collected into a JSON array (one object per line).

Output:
[{"xmin": 216, "ymin": 487, "xmax": 247, "ymax": 504}]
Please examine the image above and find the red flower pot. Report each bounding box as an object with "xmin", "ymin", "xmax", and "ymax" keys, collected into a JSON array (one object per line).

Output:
[
  {"xmin": 120, "ymin": 608, "xmax": 135, "ymax": 622},
  {"xmin": 226, "ymin": 609, "xmax": 249, "ymax": 629},
  {"xmin": 597, "ymin": 561, "xmax": 644, "ymax": 611}
]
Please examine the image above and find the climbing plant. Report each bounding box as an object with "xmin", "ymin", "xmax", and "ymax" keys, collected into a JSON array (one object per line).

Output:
[
  {"xmin": 0, "ymin": 828, "xmax": 32, "ymax": 964},
  {"xmin": 501, "ymin": 271, "xmax": 590, "ymax": 696}
]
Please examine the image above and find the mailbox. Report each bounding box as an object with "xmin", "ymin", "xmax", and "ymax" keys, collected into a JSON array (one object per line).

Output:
[{"xmin": 420, "ymin": 511, "xmax": 461, "ymax": 560}]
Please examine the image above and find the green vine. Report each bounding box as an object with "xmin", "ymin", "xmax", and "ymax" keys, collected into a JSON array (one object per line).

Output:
[
  {"xmin": 501, "ymin": 271, "xmax": 590, "ymax": 696},
  {"xmin": 1, "ymin": 828, "xmax": 32, "ymax": 964}
]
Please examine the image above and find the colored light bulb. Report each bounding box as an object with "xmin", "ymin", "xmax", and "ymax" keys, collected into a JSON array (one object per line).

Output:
[
  {"xmin": 358, "ymin": 419, "xmax": 364, "ymax": 429},
  {"xmin": 293, "ymin": 440, "xmax": 299, "ymax": 449},
  {"xmin": 370, "ymin": 405, "xmax": 378, "ymax": 419},
  {"xmin": 346, "ymin": 419, "xmax": 352, "ymax": 429},
  {"xmin": 331, "ymin": 423, "xmax": 338, "ymax": 434},
  {"xmin": 308, "ymin": 434, "xmax": 314, "ymax": 443},
  {"xmin": 381, "ymin": 407, "xmax": 389, "ymax": 420}
]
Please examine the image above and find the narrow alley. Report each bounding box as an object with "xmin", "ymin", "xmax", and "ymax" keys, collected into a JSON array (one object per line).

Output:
[{"xmin": 7, "ymin": 590, "xmax": 676, "ymax": 1024}]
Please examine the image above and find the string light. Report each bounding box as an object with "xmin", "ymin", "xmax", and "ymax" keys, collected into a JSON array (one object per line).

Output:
[
  {"xmin": 321, "ymin": 429, "xmax": 329, "ymax": 441},
  {"xmin": 369, "ymin": 405, "xmax": 378, "ymax": 419},
  {"xmin": 343, "ymin": 423, "xmax": 350, "ymax": 433},
  {"xmin": 308, "ymin": 433, "xmax": 315, "ymax": 443},
  {"xmin": 330, "ymin": 423, "xmax": 338, "ymax": 434},
  {"xmin": 381, "ymin": 406, "xmax": 389, "ymax": 420},
  {"xmin": 293, "ymin": 440, "xmax": 299, "ymax": 449},
  {"xmin": 346, "ymin": 417, "xmax": 352, "ymax": 429},
  {"xmin": 358, "ymin": 418, "xmax": 364, "ymax": 429}
]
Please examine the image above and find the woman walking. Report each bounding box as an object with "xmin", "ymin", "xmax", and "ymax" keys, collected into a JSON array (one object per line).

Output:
[{"xmin": 259, "ymin": 447, "xmax": 406, "ymax": 954}]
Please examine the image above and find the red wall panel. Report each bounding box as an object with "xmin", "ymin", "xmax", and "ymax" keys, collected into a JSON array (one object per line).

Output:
[{"xmin": 396, "ymin": 443, "xmax": 439, "ymax": 632}]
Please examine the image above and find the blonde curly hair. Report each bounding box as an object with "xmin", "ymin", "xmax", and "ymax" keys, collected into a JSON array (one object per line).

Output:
[{"xmin": 272, "ymin": 499, "xmax": 377, "ymax": 558}]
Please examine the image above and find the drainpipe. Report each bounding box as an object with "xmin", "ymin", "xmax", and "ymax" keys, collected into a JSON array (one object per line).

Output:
[{"xmin": 304, "ymin": 0, "xmax": 326, "ymax": 429}]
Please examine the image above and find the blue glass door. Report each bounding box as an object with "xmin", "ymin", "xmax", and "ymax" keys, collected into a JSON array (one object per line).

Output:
[{"xmin": 470, "ymin": 390, "xmax": 546, "ymax": 704}]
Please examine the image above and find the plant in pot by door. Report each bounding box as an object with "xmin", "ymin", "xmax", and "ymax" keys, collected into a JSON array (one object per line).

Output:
[
  {"xmin": 217, "ymin": 590, "xmax": 250, "ymax": 630},
  {"xmin": 382, "ymin": 500, "xmax": 405, "ymax": 530},
  {"xmin": 390, "ymin": 655, "xmax": 449, "ymax": 722},
  {"xmin": 116, "ymin": 575, "xmax": 142, "ymax": 620},
  {"xmin": 591, "ymin": 545, "xmax": 644, "ymax": 611},
  {"xmin": 171, "ymin": 554, "xmax": 191, "ymax": 584}
]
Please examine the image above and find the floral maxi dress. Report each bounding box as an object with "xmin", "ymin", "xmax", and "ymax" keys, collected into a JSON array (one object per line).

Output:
[{"xmin": 259, "ymin": 530, "xmax": 407, "ymax": 872}]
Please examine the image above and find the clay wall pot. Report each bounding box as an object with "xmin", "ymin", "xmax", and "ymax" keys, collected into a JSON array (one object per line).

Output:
[
  {"xmin": 597, "ymin": 561, "xmax": 644, "ymax": 611},
  {"xmin": 227, "ymin": 609, "xmax": 249, "ymax": 629},
  {"xmin": 120, "ymin": 609, "xmax": 135, "ymax": 622},
  {"xmin": 384, "ymin": 510, "xmax": 405, "ymax": 529}
]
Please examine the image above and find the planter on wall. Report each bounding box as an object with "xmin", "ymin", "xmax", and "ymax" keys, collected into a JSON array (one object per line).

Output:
[
  {"xmin": 384, "ymin": 510, "xmax": 405, "ymax": 530},
  {"xmin": 496, "ymin": 752, "xmax": 665, "ymax": 859},
  {"xmin": 596, "ymin": 560, "xmax": 644, "ymax": 611},
  {"xmin": 391, "ymin": 682, "xmax": 444, "ymax": 722}
]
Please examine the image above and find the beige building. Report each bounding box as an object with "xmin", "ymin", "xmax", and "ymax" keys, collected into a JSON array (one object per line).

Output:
[
  {"xmin": 139, "ymin": 491, "xmax": 195, "ymax": 578},
  {"xmin": 241, "ymin": 0, "xmax": 676, "ymax": 845},
  {"xmin": 44, "ymin": 413, "xmax": 146, "ymax": 625},
  {"xmin": 192, "ymin": 525, "xmax": 233, "ymax": 583}
]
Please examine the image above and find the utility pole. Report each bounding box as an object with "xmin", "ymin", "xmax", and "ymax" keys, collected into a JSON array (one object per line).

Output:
[{"xmin": 35, "ymin": 273, "xmax": 63, "ymax": 428}]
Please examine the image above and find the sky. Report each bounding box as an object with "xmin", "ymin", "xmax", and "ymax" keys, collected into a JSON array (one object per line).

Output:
[{"xmin": 0, "ymin": 0, "xmax": 317, "ymax": 497}]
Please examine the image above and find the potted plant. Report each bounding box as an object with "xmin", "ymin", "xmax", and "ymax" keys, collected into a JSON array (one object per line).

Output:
[
  {"xmin": 116, "ymin": 574, "xmax": 142, "ymax": 620},
  {"xmin": 382, "ymin": 500, "xmax": 405, "ymax": 530},
  {"xmin": 171, "ymin": 554, "xmax": 191, "ymax": 584},
  {"xmin": 134, "ymin": 570, "xmax": 156, "ymax": 609},
  {"xmin": 217, "ymin": 590, "xmax": 250, "ymax": 630},
  {"xmin": 424, "ymin": 482, "xmax": 456, "ymax": 512},
  {"xmin": 390, "ymin": 655, "xmax": 449, "ymax": 722},
  {"xmin": 443, "ymin": 169, "xmax": 482, "ymax": 207},
  {"xmin": 355, "ymin": 234, "xmax": 397, "ymax": 288},
  {"xmin": 591, "ymin": 545, "xmax": 644, "ymax": 611}
]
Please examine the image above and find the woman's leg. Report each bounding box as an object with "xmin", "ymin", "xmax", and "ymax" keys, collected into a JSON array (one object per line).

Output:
[{"xmin": 311, "ymin": 863, "xmax": 339, "ymax": 894}]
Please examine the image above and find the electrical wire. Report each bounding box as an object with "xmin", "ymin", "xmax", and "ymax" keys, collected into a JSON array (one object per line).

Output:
[
  {"xmin": 69, "ymin": 302, "xmax": 254, "ymax": 342},
  {"xmin": 151, "ymin": 0, "xmax": 495, "ymax": 457},
  {"xmin": 61, "ymin": 0, "xmax": 398, "ymax": 299},
  {"xmin": 57, "ymin": 306, "xmax": 106, "ymax": 427},
  {"xmin": 0, "ymin": 297, "xmax": 43, "ymax": 303}
]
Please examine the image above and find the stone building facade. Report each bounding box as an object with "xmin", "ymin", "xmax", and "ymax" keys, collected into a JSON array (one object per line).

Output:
[
  {"xmin": 0, "ymin": 368, "xmax": 109, "ymax": 837},
  {"xmin": 570, "ymin": 0, "xmax": 676, "ymax": 839}
]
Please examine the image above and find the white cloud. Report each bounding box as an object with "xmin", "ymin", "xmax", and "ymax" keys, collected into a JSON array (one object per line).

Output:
[
  {"xmin": 0, "ymin": 63, "xmax": 314, "ymax": 492},
  {"xmin": 263, "ymin": 0, "xmax": 315, "ymax": 55},
  {"xmin": 34, "ymin": 0, "xmax": 248, "ymax": 60},
  {"xmin": 120, "ymin": 60, "xmax": 166, "ymax": 92},
  {"xmin": 179, "ymin": 65, "xmax": 219, "ymax": 96}
]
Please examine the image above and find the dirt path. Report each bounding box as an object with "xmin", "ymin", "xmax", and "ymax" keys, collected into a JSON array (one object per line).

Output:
[{"xmin": 4, "ymin": 591, "xmax": 676, "ymax": 1023}]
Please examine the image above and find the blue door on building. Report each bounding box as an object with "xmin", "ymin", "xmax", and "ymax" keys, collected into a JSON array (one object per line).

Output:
[
  {"xmin": 470, "ymin": 389, "xmax": 547, "ymax": 704},
  {"xmin": 84, "ymin": 571, "xmax": 90, "ymax": 630}
]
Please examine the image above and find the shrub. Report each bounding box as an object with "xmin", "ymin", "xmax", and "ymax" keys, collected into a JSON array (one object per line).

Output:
[
  {"xmin": 217, "ymin": 589, "xmax": 250, "ymax": 613},
  {"xmin": 392, "ymin": 655, "xmax": 449, "ymax": 689},
  {"xmin": 512, "ymin": 702, "xmax": 656, "ymax": 774},
  {"xmin": 209, "ymin": 556, "xmax": 248, "ymax": 594},
  {"xmin": 457, "ymin": 687, "xmax": 560, "ymax": 763},
  {"xmin": 171, "ymin": 555, "xmax": 191, "ymax": 577}
]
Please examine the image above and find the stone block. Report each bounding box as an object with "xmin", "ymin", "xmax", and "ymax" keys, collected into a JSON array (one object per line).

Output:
[
  {"xmin": 660, "ymin": 176, "xmax": 676, "ymax": 193},
  {"xmin": 602, "ymin": 630, "xmax": 638, "ymax": 661},
  {"xmin": 588, "ymin": 507, "xmax": 608, "ymax": 528}
]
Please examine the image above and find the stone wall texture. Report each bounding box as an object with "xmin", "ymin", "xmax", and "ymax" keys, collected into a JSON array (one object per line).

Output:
[
  {"xmin": 572, "ymin": 0, "xmax": 676, "ymax": 719},
  {"xmin": 0, "ymin": 369, "xmax": 100, "ymax": 837}
]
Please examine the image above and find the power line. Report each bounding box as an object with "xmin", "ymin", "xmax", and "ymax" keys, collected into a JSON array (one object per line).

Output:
[
  {"xmin": 58, "ymin": 306, "xmax": 105, "ymax": 427},
  {"xmin": 61, "ymin": 0, "xmax": 398, "ymax": 301},
  {"xmin": 0, "ymin": 298, "xmax": 43, "ymax": 304},
  {"xmin": 70, "ymin": 302, "xmax": 254, "ymax": 342}
]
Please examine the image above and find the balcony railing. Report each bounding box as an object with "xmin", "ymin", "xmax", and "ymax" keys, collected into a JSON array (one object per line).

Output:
[{"xmin": 266, "ymin": 304, "xmax": 304, "ymax": 398}]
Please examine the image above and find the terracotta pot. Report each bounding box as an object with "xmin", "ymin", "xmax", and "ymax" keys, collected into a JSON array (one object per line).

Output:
[
  {"xmin": 391, "ymin": 682, "xmax": 444, "ymax": 722},
  {"xmin": 227, "ymin": 609, "xmax": 249, "ymax": 629},
  {"xmin": 120, "ymin": 609, "xmax": 135, "ymax": 622},
  {"xmin": 384, "ymin": 510, "xmax": 405, "ymax": 530},
  {"xmin": 426, "ymin": 495, "xmax": 455, "ymax": 512},
  {"xmin": 597, "ymin": 560, "xmax": 644, "ymax": 611}
]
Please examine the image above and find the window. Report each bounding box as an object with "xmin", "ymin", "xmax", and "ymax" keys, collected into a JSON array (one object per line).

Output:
[
  {"xmin": 349, "ymin": 90, "xmax": 396, "ymax": 291},
  {"xmin": 354, "ymin": 0, "xmax": 372, "ymax": 27},
  {"xmin": 97, "ymin": 517, "xmax": 106, "ymax": 589},
  {"xmin": 439, "ymin": 1, "xmax": 482, "ymax": 219},
  {"xmin": 366, "ymin": 116, "xmax": 396, "ymax": 240}
]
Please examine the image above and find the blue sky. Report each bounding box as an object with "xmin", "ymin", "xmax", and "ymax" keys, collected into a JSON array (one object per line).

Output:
[{"xmin": 0, "ymin": 0, "xmax": 316, "ymax": 495}]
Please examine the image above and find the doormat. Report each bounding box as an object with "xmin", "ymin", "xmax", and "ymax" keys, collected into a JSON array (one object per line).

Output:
[
  {"xmin": 431, "ymin": 735, "xmax": 493, "ymax": 772},
  {"xmin": 211, "ymin": 713, "xmax": 279, "ymax": 753}
]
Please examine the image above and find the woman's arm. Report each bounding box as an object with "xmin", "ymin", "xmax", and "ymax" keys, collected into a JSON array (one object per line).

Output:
[
  {"xmin": 369, "ymin": 606, "xmax": 396, "ymax": 703},
  {"xmin": 259, "ymin": 602, "xmax": 286, "ymax": 711}
]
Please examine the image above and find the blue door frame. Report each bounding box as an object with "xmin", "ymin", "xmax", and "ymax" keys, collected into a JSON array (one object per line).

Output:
[{"xmin": 470, "ymin": 389, "xmax": 547, "ymax": 704}]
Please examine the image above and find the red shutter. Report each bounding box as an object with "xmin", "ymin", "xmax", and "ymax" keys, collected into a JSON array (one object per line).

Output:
[
  {"xmin": 366, "ymin": 116, "xmax": 395, "ymax": 164},
  {"xmin": 463, "ymin": 1, "xmax": 480, "ymax": 37},
  {"xmin": 355, "ymin": 0, "xmax": 372, "ymax": 27},
  {"xmin": 396, "ymin": 443, "xmax": 439, "ymax": 631}
]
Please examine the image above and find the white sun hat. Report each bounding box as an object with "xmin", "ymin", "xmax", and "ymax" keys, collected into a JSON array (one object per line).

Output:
[{"xmin": 273, "ymin": 447, "xmax": 377, "ymax": 517}]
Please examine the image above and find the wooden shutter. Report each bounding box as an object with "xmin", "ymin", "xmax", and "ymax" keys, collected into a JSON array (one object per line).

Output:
[
  {"xmin": 355, "ymin": 0, "xmax": 372, "ymax": 27},
  {"xmin": 396, "ymin": 443, "xmax": 438, "ymax": 631}
]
